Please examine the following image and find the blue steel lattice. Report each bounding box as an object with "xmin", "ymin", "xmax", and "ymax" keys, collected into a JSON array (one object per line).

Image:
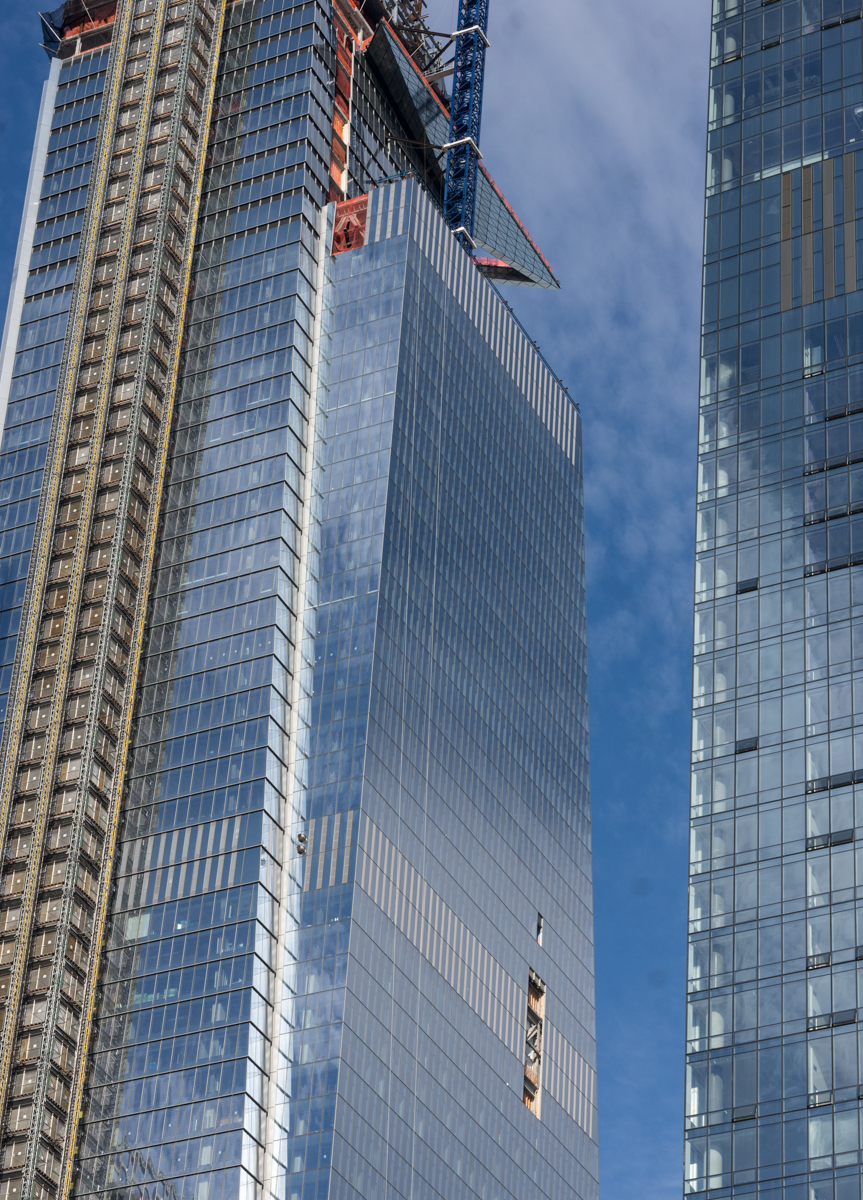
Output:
[{"xmin": 443, "ymin": 0, "xmax": 490, "ymax": 250}]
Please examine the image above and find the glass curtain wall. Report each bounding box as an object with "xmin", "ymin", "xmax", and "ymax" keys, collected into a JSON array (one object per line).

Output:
[
  {"xmin": 317, "ymin": 182, "xmax": 596, "ymax": 1200},
  {"xmin": 69, "ymin": 3, "xmax": 335, "ymax": 1199},
  {"xmin": 690, "ymin": 3, "xmax": 863, "ymax": 1200},
  {"xmin": 0, "ymin": 49, "xmax": 110, "ymax": 744}
]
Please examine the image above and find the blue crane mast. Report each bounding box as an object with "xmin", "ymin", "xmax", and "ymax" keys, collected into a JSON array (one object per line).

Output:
[{"xmin": 443, "ymin": 0, "xmax": 490, "ymax": 252}]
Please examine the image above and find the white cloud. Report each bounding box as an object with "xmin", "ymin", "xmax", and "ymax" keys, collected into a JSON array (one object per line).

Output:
[{"xmin": 427, "ymin": 0, "xmax": 707, "ymax": 661}]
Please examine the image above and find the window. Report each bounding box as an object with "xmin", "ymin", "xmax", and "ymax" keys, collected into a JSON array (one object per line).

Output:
[{"xmin": 523, "ymin": 970, "xmax": 545, "ymax": 1116}]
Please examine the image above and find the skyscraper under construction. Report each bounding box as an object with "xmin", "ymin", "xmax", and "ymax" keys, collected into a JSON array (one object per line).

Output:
[{"xmin": 0, "ymin": 3, "xmax": 595, "ymax": 1200}]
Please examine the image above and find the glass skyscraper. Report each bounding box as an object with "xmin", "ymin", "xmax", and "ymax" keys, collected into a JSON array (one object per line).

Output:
[
  {"xmin": 0, "ymin": 4, "xmax": 595, "ymax": 1200},
  {"xmin": 689, "ymin": 1, "xmax": 863, "ymax": 1198}
]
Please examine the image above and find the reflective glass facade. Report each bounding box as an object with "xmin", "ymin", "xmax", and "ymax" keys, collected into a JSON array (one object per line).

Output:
[
  {"xmin": 0, "ymin": 5, "xmax": 594, "ymax": 1200},
  {"xmin": 0, "ymin": 47, "xmax": 106, "ymax": 745},
  {"xmin": 690, "ymin": 3, "xmax": 863, "ymax": 1199},
  {"xmin": 312, "ymin": 182, "xmax": 595, "ymax": 1200}
]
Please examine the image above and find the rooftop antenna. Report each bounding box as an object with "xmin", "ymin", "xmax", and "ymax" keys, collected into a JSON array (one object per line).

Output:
[{"xmin": 442, "ymin": 0, "xmax": 490, "ymax": 253}]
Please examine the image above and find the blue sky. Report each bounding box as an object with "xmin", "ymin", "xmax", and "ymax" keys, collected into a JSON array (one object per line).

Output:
[{"xmin": 0, "ymin": 1, "xmax": 710, "ymax": 1196}]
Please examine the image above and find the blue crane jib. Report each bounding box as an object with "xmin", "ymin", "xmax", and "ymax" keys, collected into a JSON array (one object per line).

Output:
[{"xmin": 443, "ymin": 0, "xmax": 490, "ymax": 252}]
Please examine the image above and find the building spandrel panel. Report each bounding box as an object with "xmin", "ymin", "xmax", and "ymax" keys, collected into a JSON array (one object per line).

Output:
[{"xmin": 0, "ymin": 5, "xmax": 594, "ymax": 1200}]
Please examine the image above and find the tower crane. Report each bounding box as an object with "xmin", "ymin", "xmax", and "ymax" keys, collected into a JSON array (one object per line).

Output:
[{"xmin": 442, "ymin": 0, "xmax": 491, "ymax": 253}]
